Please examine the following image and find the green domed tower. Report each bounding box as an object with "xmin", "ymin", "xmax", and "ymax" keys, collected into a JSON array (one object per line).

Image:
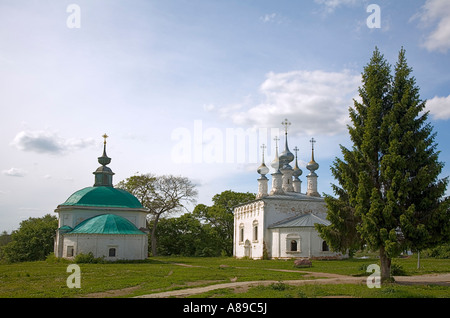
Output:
[{"xmin": 54, "ymin": 135, "xmax": 149, "ymax": 260}]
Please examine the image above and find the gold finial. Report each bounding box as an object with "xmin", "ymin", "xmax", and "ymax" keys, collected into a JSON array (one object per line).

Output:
[{"xmin": 102, "ymin": 133, "xmax": 109, "ymax": 145}]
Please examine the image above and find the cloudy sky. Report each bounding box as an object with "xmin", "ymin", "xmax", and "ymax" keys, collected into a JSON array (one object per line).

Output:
[{"xmin": 1, "ymin": 0, "xmax": 450, "ymax": 232}]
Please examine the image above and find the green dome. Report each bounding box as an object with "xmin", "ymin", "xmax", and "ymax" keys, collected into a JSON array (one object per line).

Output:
[
  {"xmin": 60, "ymin": 186, "xmax": 144, "ymax": 209},
  {"xmin": 68, "ymin": 214, "xmax": 146, "ymax": 235}
]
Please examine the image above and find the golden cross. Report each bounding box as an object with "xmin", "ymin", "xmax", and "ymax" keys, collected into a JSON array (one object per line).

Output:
[{"xmin": 102, "ymin": 133, "xmax": 109, "ymax": 145}]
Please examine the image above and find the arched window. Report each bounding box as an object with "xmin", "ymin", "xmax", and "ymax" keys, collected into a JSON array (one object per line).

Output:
[
  {"xmin": 322, "ymin": 241, "xmax": 329, "ymax": 252},
  {"xmin": 252, "ymin": 220, "xmax": 258, "ymax": 242},
  {"xmin": 286, "ymin": 234, "xmax": 300, "ymax": 253},
  {"xmin": 290, "ymin": 240, "xmax": 297, "ymax": 252},
  {"xmin": 239, "ymin": 224, "xmax": 244, "ymax": 243},
  {"xmin": 109, "ymin": 248, "xmax": 116, "ymax": 257}
]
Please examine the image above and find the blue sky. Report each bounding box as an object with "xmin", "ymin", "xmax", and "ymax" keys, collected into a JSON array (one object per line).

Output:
[{"xmin": 1, "ymin": 0, "xmax": 450, "ymax": 232}]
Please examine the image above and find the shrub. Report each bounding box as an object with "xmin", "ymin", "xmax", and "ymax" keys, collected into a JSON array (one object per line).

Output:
[
  {"xmin": 74, "ymin": 252, "xmax": 105, "ymax": 264},
  {"xmin": 45, "ymin": 252, "xmax": 69, "ymax": 264},
  {"xmin": 269, "ymin": 282, "xmax": 288, "ymax": 291},
  {"xmin": 390, "ymin": 262, "xmax": 407, "ymax": 276},
  {"xmin": 423, "ymin": 244, "xmax": 450, "ymax": 259}
]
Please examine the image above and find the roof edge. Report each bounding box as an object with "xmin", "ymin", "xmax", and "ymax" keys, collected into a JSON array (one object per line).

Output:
[
  {"xmin": 268, "ymin": 213, "xmax": 330, "ymax": 229},
  {"xmin": 55, "ymin": 205, "xmax": 149, "ymax": 213}
]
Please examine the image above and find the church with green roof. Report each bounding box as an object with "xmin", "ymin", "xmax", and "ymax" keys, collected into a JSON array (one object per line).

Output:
[{"xmin": 54, "ymin": 135, "xmax": 150, "ymax": 260}]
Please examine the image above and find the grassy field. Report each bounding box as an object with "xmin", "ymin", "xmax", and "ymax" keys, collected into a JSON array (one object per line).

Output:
[
  {"xmin": 191, "ymin": 282, "xmax": 450, "ymax": 298},
  {"xmin": 0, "ymin": 256, "xmax": 449, "ymax": 298}
]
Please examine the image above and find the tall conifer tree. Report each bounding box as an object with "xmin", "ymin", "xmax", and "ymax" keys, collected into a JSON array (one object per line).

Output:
[{"xmin": 317, "ymin": 47, "xmax": 449, "ymax": 282}]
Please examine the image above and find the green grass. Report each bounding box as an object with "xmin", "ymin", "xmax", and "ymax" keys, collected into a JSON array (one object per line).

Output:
[
  {"xmin": 191, "ymin": 282, "xmax": 450, "ymax": 298},
  {"xmin": 0, "ymin": 256, "xmax": 448, "ymax": 298}
]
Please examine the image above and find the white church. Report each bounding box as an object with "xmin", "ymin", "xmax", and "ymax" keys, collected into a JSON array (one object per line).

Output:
[
  {"xmin": 233, "ymin": 119, "xmax": 344, "ymax": 260},
  {"xmin": 54, "ymin": 135, "xmax": 150, "ymax": 260}
]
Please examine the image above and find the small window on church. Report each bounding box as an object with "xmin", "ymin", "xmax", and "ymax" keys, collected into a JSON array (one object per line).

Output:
[
  {"xmin": 67, "ymin": 246, "xmax": 74, "ymax": 257},
  {"xmin": 239, "ymin": 225, "xmax": 244, "ymax": 243},
  {"xmin": 322, "ymin": 241, "xmax": 329, "ymax": 252},
  {"xmin": 252, "ymin": 220, "xmax": 258, "ymax": 242},
  {"xmin": 109, "ymin": 248, "xmax": 116, "ymax": 257},
  {"xmin": 290, "ymin": 240, "xmax": 297, "ymax": 252}
]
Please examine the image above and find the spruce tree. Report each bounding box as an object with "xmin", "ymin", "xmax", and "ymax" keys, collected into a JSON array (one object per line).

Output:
[
  {"xmin": 317, "ymin": 47, "xmax": 392, "ymax": 257},
  {"xmin": 386, "ymin": 48, "xmax": 449, "ymax": 255},
  {"xmin": 317, "ymin": 47, "xmax": 449, "ymax": 283}
]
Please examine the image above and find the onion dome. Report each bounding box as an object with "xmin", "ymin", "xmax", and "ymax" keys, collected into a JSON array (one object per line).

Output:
[
  {"xmin": 257, "ymin": 144, "xmax": 270, "ymax": 177},
  {"xmin": 306, "ymin": 159, "xmax": 319, "ymax": 172},
  {"xmin": 279, "ymin": 142, "xmax": 294, "ymax": 169},
  {"xmin": 279, "ymin": 119, "xmax": 294, "ymax": 169},
  {"xmin": 271, "ymin": 136, "xmax": 281, "ymax": 172},
  {"xmin": 306, "ymin": 138, "xmax": 319, "ymax": 173},
  {"xmin": 257, "ymin": 163, "xmax": 270, "ymax": 176},
  {"xmin": 293, "ymin": 146, "xmax": 303, "ymax": 178}
]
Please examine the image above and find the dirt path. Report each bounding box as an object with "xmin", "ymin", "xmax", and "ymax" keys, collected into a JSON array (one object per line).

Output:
[{"xmin": 135, "ymin": 272, "xmax": 450, "ymax": 298}]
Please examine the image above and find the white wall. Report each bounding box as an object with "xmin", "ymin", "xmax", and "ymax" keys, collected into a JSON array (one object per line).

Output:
[
  {"xmin": 62, "ymin": 234, "xmax": 148, "ymax": 260},
  {"xmin": 234, "ymin": 200, "xmax": 265, "ymax": 259},
  {"xmin": 270, "ymin": 227, "xmax": 338, "ymax": 259},
  {"xmin": 234, "ymin": 194, "xmax": 341, "ymax": 259}
]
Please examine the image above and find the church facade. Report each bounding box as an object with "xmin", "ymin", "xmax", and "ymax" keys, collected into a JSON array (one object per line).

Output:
[
  {"xmin": 233, "ymin": 120, "xmax": 344, "ymax": 260},
  {"xmin": 54, "ymin": 135, "xmax": 150, "ymax": 260}
]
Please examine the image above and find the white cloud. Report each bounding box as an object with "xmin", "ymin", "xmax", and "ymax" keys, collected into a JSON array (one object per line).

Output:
[
  {"xmin": 203, "ymin": 103, "xmax": 216, "ymax": 112},
  {"xmin": 314, "ymin": 0, "xmax": 361, "ymax": 13},
  {"xmin": 218, "ymin": 70, "xmax": 361, "ymax": 136},
  {"xmin": 260, "ymin": 13, "xmax": 277, "ymax": 23},
  {"xmin": 413, "ymin": 0, "xmax": 450, "ymax": 53},
  {"xmin": 2, "ymin": 168, "xmax": 27, "ymax": 177},
  {"xmin": 10, "ymin": 130, "xmax": 96, "ymax": 155},
  {"xmin": 259, "ymin": 13, "xmax": 289, "ymax": 24},
  {"xmin": 426, "ymin": 95, "xmax": 450, "ymax": 120}
]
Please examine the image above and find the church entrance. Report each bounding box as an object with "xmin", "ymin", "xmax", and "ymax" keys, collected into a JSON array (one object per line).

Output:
[{"xmin": 244, "ymin": 240, "xmax": 252, "ymax": 258}]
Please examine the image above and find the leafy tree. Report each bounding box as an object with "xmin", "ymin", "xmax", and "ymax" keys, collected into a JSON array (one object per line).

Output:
[
  {"xmin": 155, "ymin": 213, "xmax": 218, "ymax": 256},
  {"xmin": 1, "ymin": 214, "xmax": 58, "ymax": 262},
  {"xmin": 317, "ymin": 47, "xmax": 449, "ymax": 282},
  {"xmin": 0, "ymin": 231, "xmax": 11, "ymax": 246},
  {"xmin": 193, "ymin": 190, "xmax": 255, "ymax": 256},
  {"xmin": 116, "ymin": 173, "xmax": 198, "ymax": 256},
  {"xmin": 0, "ymin": 231, "xmax": 12, "ymax": 261}
]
